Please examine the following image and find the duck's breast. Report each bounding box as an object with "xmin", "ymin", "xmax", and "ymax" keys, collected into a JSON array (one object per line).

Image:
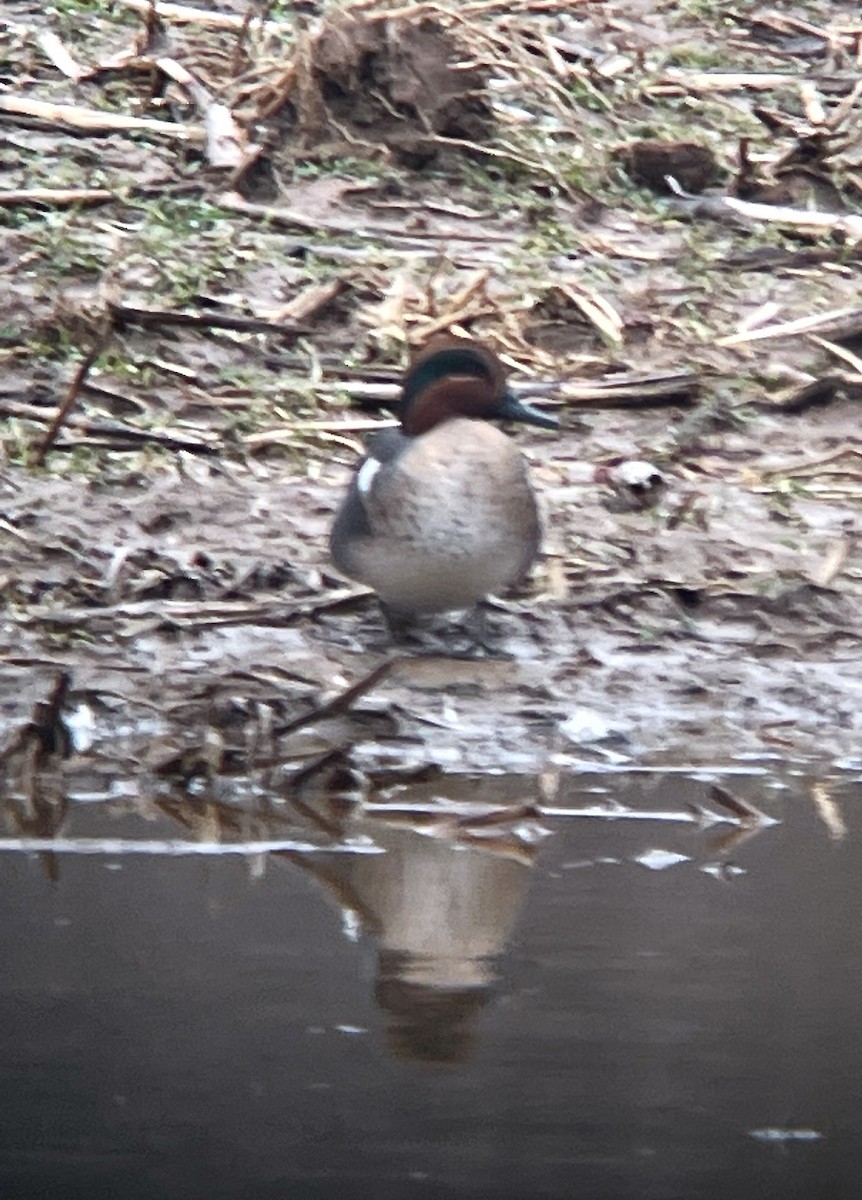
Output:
[{"xmin": 357, "ymin": 418, "xmax": 541, "ymax": 612}]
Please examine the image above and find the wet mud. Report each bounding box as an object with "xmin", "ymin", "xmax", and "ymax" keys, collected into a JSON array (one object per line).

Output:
[{"xmin": 2, "ymin": 389, "xmax": 860, "ymax": 803}]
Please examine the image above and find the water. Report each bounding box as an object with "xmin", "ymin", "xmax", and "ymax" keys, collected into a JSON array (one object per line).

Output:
[{"xmin": 1, "ymin": 768, "xmax": 860, "ymax": 1199}]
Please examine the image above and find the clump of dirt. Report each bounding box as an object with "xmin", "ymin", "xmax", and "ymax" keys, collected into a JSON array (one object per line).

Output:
[
  {"xmin": 287, "ymin": 12, "xmax": 494, "ymax": 166},
  {"xmin": 620, "ymin": 140, "xmax": 721, "ymax": 195}
]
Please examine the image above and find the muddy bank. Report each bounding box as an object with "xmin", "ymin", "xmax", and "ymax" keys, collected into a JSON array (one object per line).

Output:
[
  {"xmin": 2, "ymin": 388, "xmax": 860, "ymax": 801},
  {"xmin": 2, "ymin": 0, "xmax": 862, "ymax": 809}
]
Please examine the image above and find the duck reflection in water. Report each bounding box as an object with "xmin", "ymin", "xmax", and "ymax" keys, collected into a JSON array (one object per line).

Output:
[{"xmin": 295, "ymin": 820, "xmax": 539, "ymax": 1065}]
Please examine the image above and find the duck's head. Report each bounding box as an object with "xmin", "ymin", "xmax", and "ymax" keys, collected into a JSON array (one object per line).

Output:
[{"xmin": 399, "ymin": 340, "xmax": 559, "ymax": 437}]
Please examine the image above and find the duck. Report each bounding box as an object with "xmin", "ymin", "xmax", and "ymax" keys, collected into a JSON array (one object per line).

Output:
[{"xmin": 330, "ymin": 338, "xmax": 558, "ymax": 631}]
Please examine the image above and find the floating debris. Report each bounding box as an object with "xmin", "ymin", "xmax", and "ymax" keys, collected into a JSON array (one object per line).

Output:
[
  {"xmin": 748, "ymin": 1127, "xmax": 824, "ymax": 1143},
  {"xmin": 0, "ymin": 836, "xmax": 383, "ymax": 857},
  {"xmin": 632, "ymin": 849, "xmax": 690, "ymax": 871}
]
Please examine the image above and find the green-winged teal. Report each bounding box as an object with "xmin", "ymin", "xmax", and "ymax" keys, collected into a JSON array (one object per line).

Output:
[{"xmin": 330, "ymin": 339, "xmax": 557, "ymax": 625}]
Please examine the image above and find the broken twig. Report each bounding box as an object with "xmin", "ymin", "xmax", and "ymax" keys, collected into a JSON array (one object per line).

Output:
[
  {"xmin": 33, "ymin": 326, "xmax": 114, "ymax": 465},
  {"xmin": 0, "ymin": 96, "xmax": 201, "ymax": 142},
  {"xmin": 275, "ymin": 660, "xmax": 401, "ymax": 738}
]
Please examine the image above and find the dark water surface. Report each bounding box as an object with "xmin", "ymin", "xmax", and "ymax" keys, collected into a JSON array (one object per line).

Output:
[{"xmin": 1, "ymin": 767, "xmax": 861, "ymax": 1200}]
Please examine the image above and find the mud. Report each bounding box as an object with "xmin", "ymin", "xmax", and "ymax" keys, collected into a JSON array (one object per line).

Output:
[
  {"xmin": 2, "ymin": 386, "xmax": 860, "ymax": 814},
  {"xmin": 286, "ymin": 13, "xmax": 494, "ymax": 167}
]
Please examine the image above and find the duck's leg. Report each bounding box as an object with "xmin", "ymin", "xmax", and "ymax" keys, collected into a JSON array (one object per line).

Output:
[
  {"xmin": 380, "ymin": 602, "xmax": 477, "ymax": 656},
  {"xmin": 380, "ymin": 601, "xmax": 509, "ymax": 657},
  {"xmin": 380, "ymin": 602, "xmax": 418, "ymax": 645},
  {"xmin": 463, "ymin": 601, "xmax": 504, "ymax": 656}
]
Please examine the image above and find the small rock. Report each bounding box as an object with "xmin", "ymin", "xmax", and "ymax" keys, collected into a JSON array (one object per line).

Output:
[{"xmin": 595, "ymin": 459, "xmax": 667, "ymax": 511}]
